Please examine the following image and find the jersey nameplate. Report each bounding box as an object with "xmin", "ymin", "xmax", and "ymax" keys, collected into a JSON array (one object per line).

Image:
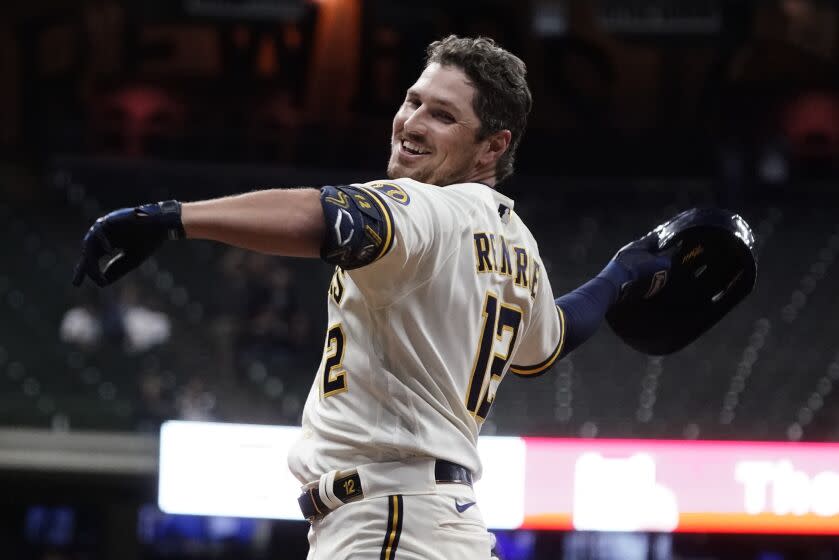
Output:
[{"xmin": 473, "ymin": 232, "xmax": 540, "ymax": 299}]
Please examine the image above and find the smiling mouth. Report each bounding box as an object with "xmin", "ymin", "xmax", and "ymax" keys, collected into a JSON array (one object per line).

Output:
[{"xmin": 400, "ymin": 139, "xmax": 431, "ymax": 156}]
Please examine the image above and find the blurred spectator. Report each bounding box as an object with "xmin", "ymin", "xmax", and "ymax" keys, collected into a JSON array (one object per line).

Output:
[
  {"xmin": 88, "ymin": 84, "xmax": 185, "ymax": 157},
  {"xmin": 59, "ymin": 290, "xmax": 124, "ymax": 348},
  {"xmin": 218, "ymin": 249, "xmax": 310, "ymax": 378},
  {"xmin": 60, "ymin": 283, "xmax": 170, "ymax": 354},
  {"xmin": 176, "ymin": 376, "xmax": 217, "ymax": 421},
  {"xmin": 118, "ymin": 283, "xmax": 171, "ymax": 354},
  {"xmin": 781, "ymin": 91, "xmax": 839, "ymax": 164},
  {"xmin": 59, "ymin": 302, "xmax": 101, "ymax": 349}
]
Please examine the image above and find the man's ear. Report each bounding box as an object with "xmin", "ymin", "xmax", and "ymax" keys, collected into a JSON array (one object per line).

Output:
[{"xmin": 479, "ymin": 129, "xmax": 512, "ymax": 167}]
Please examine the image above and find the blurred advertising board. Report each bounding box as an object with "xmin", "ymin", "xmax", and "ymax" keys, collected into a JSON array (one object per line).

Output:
[{"xmin": 159, "ymin": 421, "xmax": 839, "ymax": 533}]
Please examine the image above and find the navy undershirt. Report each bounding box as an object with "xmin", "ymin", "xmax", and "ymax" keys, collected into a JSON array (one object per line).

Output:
[{"xmin": 554, "ymin": 261, "xmax": 632, "ymax": 358}]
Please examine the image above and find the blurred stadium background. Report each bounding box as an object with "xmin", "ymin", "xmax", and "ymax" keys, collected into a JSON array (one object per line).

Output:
[{"xmin": 2, "ymin": 0, "xmax": 839, "ymax": 558}]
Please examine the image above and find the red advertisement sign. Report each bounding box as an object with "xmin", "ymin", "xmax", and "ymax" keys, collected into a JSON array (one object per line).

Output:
[{"xmin": 521, "ymin": 438, "xmax": 839, "ymax": 534}]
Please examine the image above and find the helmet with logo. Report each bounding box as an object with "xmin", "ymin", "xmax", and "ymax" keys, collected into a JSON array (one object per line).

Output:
[{"xmin": 606, "ymin": 208, "xmax": 757, "ymax": 355}]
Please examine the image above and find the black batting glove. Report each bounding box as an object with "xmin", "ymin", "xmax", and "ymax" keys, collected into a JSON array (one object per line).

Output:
[
  {"xmin": 600, "ymin": 230, "xmax": 672, "ymax": 303},
  {"xmin": 72, "ymin": 200, "xmax": 185, "ymax": 287}
]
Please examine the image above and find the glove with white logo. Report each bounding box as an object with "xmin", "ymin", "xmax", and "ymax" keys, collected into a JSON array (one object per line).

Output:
[
  {"xmin": 72, "ymin": 201, "xmax": 185, "ymax": 287},
  {"xmin": 600, "ymin": 230, "xmax": 672, "ymax": 304}
]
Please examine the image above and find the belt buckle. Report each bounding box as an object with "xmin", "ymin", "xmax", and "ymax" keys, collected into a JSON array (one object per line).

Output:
[{"xmin": 304, "ymin": 487, "xmax": 326, "ymax": 523}]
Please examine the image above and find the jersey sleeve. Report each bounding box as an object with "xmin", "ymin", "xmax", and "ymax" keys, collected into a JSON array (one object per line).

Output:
[
  {"xmin": 346, "ymin": 179, "xmax": 467, "ymax": 307},
  {"xmin": 509, "ymin": 261, "xmax": 566, "ymax": 377}
]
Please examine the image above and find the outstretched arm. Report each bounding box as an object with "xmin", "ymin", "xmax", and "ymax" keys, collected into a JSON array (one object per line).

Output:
[
  {"xmin": 73, "ymin": 184, "xmax": 393, "ymax": 287},
  {"xmin": 73, "ymin": 188, "xmax": 326, "ymax": 287},
  {"xmin": 182, "ymin": 188, "xmax": 324, "ymax": 257}
]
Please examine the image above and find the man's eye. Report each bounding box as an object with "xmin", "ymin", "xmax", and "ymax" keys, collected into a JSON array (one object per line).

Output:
[
  {"xmin": 436, "ymin": 111, "xmax": 455, "ymax": 123},
  {"xmin": 405, "ymin": 99, "xmax": 419, "ymax": 108}
]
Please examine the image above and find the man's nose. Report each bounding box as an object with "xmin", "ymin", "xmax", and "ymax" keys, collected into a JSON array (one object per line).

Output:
[{"xmin": 402, "ymin": 107, "xmax": 427, "ymax": 136}]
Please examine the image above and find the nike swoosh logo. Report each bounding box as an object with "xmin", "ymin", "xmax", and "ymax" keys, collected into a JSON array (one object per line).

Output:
[{"xmin": 455, "ymin": 500, "xmax": 477, "ymax": 513}]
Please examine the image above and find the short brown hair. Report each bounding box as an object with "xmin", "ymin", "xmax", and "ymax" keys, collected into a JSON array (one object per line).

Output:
[{"xmin": 426, "ymin": 35, "xmax": 532, "ymax": 184}]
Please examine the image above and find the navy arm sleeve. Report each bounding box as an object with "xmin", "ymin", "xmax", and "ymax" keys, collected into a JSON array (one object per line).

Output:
[{"xmin": 554, "ymin": 261, "xmax": 632, "ymax": 358}]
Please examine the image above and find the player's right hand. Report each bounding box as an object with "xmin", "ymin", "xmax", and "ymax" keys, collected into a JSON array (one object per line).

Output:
[{"xmin": 72, "ymin": 200, "xmax": 185, "ymax": 287}]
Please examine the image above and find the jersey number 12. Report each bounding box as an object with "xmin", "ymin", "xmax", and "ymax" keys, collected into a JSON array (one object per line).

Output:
[{"xmin": 465, "ymin": 292, "xmax": 523, "ymax": 421}]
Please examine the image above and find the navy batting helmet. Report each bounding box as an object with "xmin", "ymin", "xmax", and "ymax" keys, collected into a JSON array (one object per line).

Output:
[{"xmin": 606, "ymin": 208, "xmax": 757, "ymax": 355}]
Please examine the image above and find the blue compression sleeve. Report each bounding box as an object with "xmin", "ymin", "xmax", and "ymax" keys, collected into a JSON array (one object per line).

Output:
[{"xmin": 554, "ymin": 261, "xmax": 632, "ymax": 357}]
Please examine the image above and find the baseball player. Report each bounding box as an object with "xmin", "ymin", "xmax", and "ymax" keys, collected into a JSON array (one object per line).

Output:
[{"xmin": 74, "ymin": 36, "xmax": 669, "ymax": 559}]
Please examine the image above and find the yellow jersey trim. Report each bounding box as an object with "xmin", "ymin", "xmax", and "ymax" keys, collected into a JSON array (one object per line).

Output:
[
  {"xmin": 360, "ymin": 186, "xmax": 395, "ymax": 262},
  {"xmin": 510, "ymin": 305, "xmax": 566, "ymax": 377}
]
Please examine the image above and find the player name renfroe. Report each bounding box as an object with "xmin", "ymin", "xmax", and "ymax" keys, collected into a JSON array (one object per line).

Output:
[{"xmin": 473, "ymin": 232, "xmax": 541, "ymax": 299}]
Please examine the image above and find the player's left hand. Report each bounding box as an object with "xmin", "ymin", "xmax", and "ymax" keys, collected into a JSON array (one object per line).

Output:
[{"xmin": 72, "ymin": 200, "xmax": 185, "ymax": 287}]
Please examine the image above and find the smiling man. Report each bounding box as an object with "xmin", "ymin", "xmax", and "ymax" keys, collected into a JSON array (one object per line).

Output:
[
  {"xmin": 387, "ymin": 58, "xmax": 513, "ymax": 188},
  {"xmin": 74, "ymin": 36, "xmax": 669, "ymax": 559}
]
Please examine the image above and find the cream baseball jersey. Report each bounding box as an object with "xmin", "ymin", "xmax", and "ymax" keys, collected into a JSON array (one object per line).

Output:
[{"xmin": 287, "ymin": 178, "xmax": 565, "ymax": 484}]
